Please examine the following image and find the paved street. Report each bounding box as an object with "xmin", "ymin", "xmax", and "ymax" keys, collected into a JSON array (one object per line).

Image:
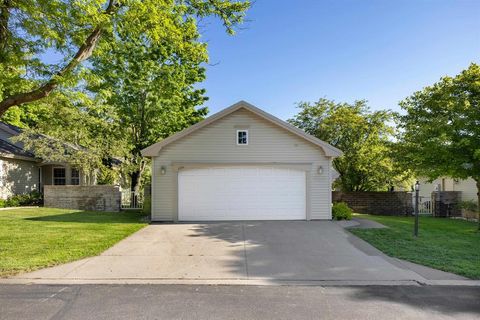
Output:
[{"xmin": 0, "ymin": 284, "xmax": 479, "ymax": 320}]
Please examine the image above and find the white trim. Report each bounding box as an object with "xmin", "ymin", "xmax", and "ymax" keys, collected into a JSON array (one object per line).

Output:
[
  {"xmin": 141, "ymin": 101, "xmax": 343, "ymax": 157},
  {"xmin": 0, "ymin": 153, "xmax": 39, "ymax": 162},
  {"xmin": 236, "ymin": 129, "xmax": 248, "ymax": 146}
]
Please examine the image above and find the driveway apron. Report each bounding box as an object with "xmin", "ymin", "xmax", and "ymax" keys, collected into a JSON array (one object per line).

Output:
[{"xmin": 11, "ymin": 221, "xmax": 458, "ymax": 283}]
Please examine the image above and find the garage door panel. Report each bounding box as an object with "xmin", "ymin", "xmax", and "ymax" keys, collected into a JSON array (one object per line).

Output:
[{"xmin": 178, "ymin": 167, "xmax": 306, "ymax": 221}]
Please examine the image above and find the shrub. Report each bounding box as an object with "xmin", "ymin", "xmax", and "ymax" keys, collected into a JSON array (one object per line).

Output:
[
  {"xmin": 5, "ymin": 197, "xmax": 20, "ymax": 207},
  {"xmin": 142, "ymin": 195, "xmax": 151, "ymax": 215},
  {"xmin": 0, "ymin": 199, "xmax": 6, "ymax": 208},
  {"xmin": 456, "ymin": 200, "xmax": 478, "ymax": 220},
  {"xmin": 3, "ymin": 190, "xmax": 43, "ymax": 207},
  {"xmin": 457, "ymin": 200, "xmax": 478, "ymax": 212},
  {"xmin": 332, "ymin": 202, "xmax": 353, "ymax": 220}
]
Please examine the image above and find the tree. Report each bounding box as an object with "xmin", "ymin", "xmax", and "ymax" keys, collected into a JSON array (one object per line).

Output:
[
  {"xmin": 289, "ymin": 98, "xmax": 409, "ymax": 191},
  {"xmin": 398, "ymin": 63, "xmax": 480, "ymax": 230},
  {"xmin": 91, "ymin": 36, "xmax": 208, "ymax": 193},
  {"xmin": 0, "ymin": 0, "xmax": 249, "ymax": 116},
  {"xmin": 13, "ymin": 90, "xmax": 122, "ymax": 182}
]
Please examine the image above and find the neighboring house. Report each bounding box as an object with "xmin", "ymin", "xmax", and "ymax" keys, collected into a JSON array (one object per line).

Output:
[
  {"xmin": 0, "ymin": 121, "xmax": 96, "ymax": 200},
  {"xmin": 142, "ymin": 101, "xmax": 343, "ymax": 221},
  {"xmin": 418, "ymin": 177, "xmax": 477, "ymax": 203}
]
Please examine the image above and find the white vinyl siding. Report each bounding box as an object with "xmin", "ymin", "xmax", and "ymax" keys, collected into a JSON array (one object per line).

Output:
[{"xmin": 151, "ymin": 108, "xmax": 332, "ymax": 221}]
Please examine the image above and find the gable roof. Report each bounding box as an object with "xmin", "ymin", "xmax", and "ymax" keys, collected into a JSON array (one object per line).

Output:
[
  {"xmin": 141, "ymin": 101, "xmax": 343, "ymax": 157},
  {"xmin": 0, "ymin": 121, "xmax": 22, "ymax": 135},
  {"xmin": 0, "ymin": 138, "xmax": 37, "ymax": 161},
  {"xmin": 0, "ymin": 122, "xmax": 37, "ymax": 161}
]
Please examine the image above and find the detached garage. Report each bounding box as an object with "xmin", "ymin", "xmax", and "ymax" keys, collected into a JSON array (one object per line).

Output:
[{"xmin": 142, "ymin": 101, "xmax": 342, "ymax": 222}]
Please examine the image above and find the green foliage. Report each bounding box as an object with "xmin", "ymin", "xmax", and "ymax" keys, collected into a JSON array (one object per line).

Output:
[
  {"xmin": 5, "ymin": 197, "xmax": 20, "ymax": 207},
  {"xmin": 397, "ymin": 63, "xmax": 480, "ymax": 229},
  {"xmin": 12, "ymin": 91, "xmax": 122, "ymax": 177},
  {"xmin": 90, "ymin": 31, "xmax": 209, "ymax": 191},
  {"xmin": 0, "ymin": 0, "xmax": 250, "ymax": 114},
  {"xmin": 332, "ymin": 202, "xmax": 353, "ymax": 220},
  {"xmin": 142, "ymin": 195, "xmax": 152, "ymax": 215},
  {"xmin": 1, "ymin": 0, "xmax": 249, "ymax": 191},
  {"xmin": 397, "ymin": 63, "xmax": 480, "ymax": 182},
  {"xmin": 2, "ymin": 191, "xmax": 42, "ymax": 207},
  {"xmin": 289, "ymin": 99, "xmax": 411, "ymax": 191},
  {"xmin": 456, "ymin": 200, "xmax": 478, "ymax": 212},
  {"xmin": 97, "ymin": 165, "xmax": 120, "ymax": 185}
]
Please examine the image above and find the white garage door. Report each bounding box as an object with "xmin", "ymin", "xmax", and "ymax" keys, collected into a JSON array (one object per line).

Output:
[{"xmin": 178, "ymin": 167, "xmax": 306, "ymax": 221}]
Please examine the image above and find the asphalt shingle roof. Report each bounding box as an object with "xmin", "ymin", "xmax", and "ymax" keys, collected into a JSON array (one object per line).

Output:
[{"xmin": 0, "ymin": 138, "xmax": 36, "ymax": 158}]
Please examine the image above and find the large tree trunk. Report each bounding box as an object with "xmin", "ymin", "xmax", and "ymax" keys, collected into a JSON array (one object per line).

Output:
[
  {"xmin": 0, "ymin": 0, "xmax": 11, "ymax": 61},
  {"xmin": 129, "ymin": 160, "xmax": 147, "ymax": 194},
  {"xmin": 0, "ymin": 0, "xmax": 118, "ymax": 116},
  {"xmin": 130, "ymin": 170, "xmax": 142, "ymax": 194}
]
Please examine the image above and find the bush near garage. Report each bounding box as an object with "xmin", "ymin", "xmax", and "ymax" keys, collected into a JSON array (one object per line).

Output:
[{"xmin": 332, "ymin": 202, "xmax": 353, "ymax": 220}]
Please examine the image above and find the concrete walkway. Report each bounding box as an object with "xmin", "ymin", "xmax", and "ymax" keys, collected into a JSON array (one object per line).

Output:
[{"xmin": 4, "ymin": 221, "xmax": 472, "ymax": 285}]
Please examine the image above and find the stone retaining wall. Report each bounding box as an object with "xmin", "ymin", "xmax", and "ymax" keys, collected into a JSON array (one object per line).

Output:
[
  {"xmin": 44, "ymin": 185, "xmax": 121, "ymax": 212},
  {"xmin": 332, "ymin": 191, "xmax": 413, "ymax": 216}
]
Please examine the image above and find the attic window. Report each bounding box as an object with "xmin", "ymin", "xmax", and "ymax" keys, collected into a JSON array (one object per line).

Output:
[{"xmin": 237, "ymin": 130, "xmax": 248, "ymax": 145}]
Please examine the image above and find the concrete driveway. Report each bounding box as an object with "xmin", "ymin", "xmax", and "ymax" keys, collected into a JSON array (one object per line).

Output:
[{"xmin": 9, "ymin": 221, "xmax": 465, "ymax": 285}]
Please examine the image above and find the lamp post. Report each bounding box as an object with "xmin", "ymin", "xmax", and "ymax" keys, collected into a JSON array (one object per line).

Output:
[{"xmin": 414, "ymin": 180, "xmax": 419, "ymax": 237}]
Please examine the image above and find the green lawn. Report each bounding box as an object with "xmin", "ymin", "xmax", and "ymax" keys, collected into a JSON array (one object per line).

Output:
[
  {"xmin": 0, "ymin": 207, "xmax": 147, "ymax": 277},
  {"xmin": 349, "ymin": 215, "xmax": 480, "ymax": 279}
]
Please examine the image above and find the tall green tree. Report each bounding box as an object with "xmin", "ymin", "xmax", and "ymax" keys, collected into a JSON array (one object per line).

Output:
[
  {"xmin": 398, "ymin": 63, "xmax": 480, "ymax": 230},
  {"xmin": 91, "ymin": 37, "xmax": 208, "ymax": 192},
  {"xmin": 13, "ymin": 90, "xmax": 122, "ymax": 181},
  {"xmin": 0, "ymin": 0, "xmax": 249, "ymax": 116},
  {"xmin": 289, "ymin": 99, "xmax": 409, "ymax": 191}
]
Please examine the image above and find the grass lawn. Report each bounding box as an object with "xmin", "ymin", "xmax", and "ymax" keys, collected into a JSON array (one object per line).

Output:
[
  {"xmin": 349, "ymin": 215, "xmax": 480, "ymax": 279},
  {"xmin": 0, "ymin": 207, "xmax": 147, "ymax": 277}
]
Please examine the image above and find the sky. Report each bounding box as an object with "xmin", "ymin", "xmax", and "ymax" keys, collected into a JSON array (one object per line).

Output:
[{"xmin": 199, "ymin": 0, "xmax": 480, "ymax": 120}]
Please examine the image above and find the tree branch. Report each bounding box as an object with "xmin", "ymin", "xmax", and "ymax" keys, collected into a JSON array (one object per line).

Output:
[
  {"xmin": 0, "ymin": 0, "xmax": 11, "ymax": 61},
  {"xmin": 0, "ymin": 0, "xmax": 117, "ymax": 116}
]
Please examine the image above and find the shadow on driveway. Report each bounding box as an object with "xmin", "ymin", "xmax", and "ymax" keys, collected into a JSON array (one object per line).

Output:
[{"xmin": 188, "ymin": 221, "xmax": 426, "ymax": 282}]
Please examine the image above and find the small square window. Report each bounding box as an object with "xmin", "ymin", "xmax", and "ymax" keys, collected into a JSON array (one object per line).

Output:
[{"xmin": 237, "ymin": 130, "xmax": 248, "ymax": 145}]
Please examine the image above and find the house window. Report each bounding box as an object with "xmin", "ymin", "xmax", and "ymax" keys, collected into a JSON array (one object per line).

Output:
[
  {"xmin": 237, "ymin": 130, "xmax": 248, "ymax": 145},
  {"xmin": 71, "ymin": 169, "xmax": 80, "ymax": 185},
  {"xmin": 53, "ymin": 167, "xmax": 66, "ymax": 185}
]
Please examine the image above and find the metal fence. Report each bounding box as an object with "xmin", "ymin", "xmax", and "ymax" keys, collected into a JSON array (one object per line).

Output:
[
  {"xmin": 416, "ymin": 195, "xmax": 433, "ymax": 215},
  {"xmin": 121, "ymin": 190, "xmax": 144, "ymax": 210}
]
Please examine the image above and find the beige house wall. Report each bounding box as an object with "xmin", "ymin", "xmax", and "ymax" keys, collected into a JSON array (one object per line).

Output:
[
  {"xmin": 0, "ymin": 157, "xmax": 40, "ymax": 199},
  {"xmin": 151, "ymin": 108, "xmax": 333, "ymax": 221},
  {"xmin": 418, "ymin": 177, "xmax": 477, "ymax": 202}
]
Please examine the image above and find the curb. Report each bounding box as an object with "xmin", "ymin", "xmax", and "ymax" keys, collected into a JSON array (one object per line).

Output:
[{"xmin": 1, "ymin": 278, "xmax": 480, "ymax": 286}]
